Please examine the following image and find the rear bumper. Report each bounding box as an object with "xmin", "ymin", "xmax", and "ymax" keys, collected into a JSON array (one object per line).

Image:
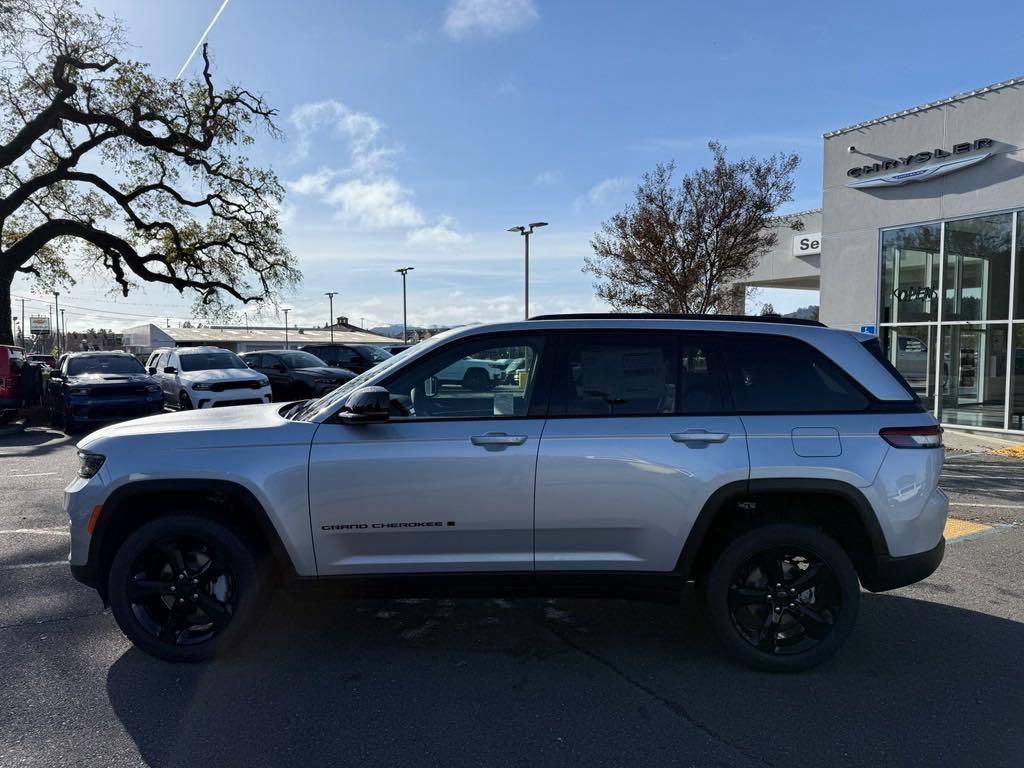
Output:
[{"xmin": 861, "ymin": 537, "xmax": 945, "ymax": 592}]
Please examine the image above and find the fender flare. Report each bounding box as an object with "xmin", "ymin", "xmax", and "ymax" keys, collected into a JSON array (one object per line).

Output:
[{"xmin": 675, "ymin": 478, "xmax": 890, "ymax": 578}]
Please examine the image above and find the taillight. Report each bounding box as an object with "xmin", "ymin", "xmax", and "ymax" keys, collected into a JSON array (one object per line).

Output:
[{"xmin": 880, "ymin": 425, "xmax": 943, "ymax": 448}]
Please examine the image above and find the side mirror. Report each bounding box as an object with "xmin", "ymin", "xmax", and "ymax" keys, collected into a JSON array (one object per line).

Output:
[
  {"xmin": 338, "ymin": 386, "xmax": 390, "ymax": 424},
  {"xmin": 147, "ymin": 366, "xmax": 157, "ymax": 375}
]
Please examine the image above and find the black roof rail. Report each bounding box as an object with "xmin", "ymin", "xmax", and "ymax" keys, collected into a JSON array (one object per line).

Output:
[{"xmin": 527, "ymin": 312, "xmax": 826, "ymax": 328}]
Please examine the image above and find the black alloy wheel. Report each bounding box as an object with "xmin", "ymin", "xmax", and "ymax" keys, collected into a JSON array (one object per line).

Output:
[
  {"xmin": 179, "ymin": 390, "xmax": 193, "ymax": 410},
  {"xmin": 705, "ymin": 524, "xmax": 860, "ymax": 672},
  {"xmin": 108, "ymin": 515, "xmax": 266, "ymax": 661}
]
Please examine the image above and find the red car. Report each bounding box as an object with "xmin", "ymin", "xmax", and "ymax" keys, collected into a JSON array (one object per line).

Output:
[{"xmin": 0, "ymin": 344, "xmax": 25, "ymax": 423}]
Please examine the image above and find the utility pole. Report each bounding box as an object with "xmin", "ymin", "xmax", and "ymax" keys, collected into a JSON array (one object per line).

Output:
[
  {"xmin": 20, "ymin": 298, "xmax": 25, "ymax": 349},
  {"xmin": 60, "ymin": 309, "xmax": 66, "ymax": 351},
  {"xmin": 52, "ymin": 291, "xmax": 60, "ymax": 355},
  {"xmin": 325, "ymin": 292, "xmax": 338, "ymax": 343},
  {"xmin": 395, "ymin": 267, "xmax": 414, "ymax": 343},
  {"xmin": 283, "ymin": 308, "xmax": 290, "ymax": 349},
  {"xmin": 507, "ymin": 222, "xmax": 548, "ymax": 319}
]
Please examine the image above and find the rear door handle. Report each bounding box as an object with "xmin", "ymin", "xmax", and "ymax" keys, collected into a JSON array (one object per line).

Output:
[
  {"xmin": 470, "ymin": 433, "xmax": 528, "ymax": 447},
  {"xmin": 670, "ymin": 430, "xmax": 729, "ymax": 444}
]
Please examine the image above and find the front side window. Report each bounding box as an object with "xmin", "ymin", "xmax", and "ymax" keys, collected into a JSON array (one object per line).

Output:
[
  {"xmin": 279, "ymin": 351, "xmax": 326, "ymax": 369},
  {"xmin": 68, "ymin": 355, "xmax": 146, "ymax": 376},
  {"xmin": 556, "ymin": 333, "xmax": 677, "ymax": 416},
  {"xmin": 726, "ymin": 334, "xmax": 869, "ymax": 413},
  {"xmin": 384, "ymin": 335, "xmax": 546, "ymax": 420}
]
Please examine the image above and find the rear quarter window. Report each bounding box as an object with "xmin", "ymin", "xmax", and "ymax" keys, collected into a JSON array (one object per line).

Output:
[{"xmin": 725, "ymin": 334, "xmax": 870, "ymax": 413}]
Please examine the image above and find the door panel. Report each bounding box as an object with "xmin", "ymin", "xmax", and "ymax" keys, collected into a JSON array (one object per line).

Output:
[{"xmin": 535, "ymin": 415, "xmax": 748, "ymax": 571}]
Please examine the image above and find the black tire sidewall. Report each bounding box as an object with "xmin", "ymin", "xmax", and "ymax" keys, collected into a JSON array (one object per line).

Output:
[
  {"xmin": 705, "ymin": 523, "xmax": 860, "ymax": 673},
  {"xmin": 179, "ymin": 391, "xmax": 193, "ymax": 410},
  {"xmin": 107, "ymin": 514, "xmax": 265, "ymax": 662}
]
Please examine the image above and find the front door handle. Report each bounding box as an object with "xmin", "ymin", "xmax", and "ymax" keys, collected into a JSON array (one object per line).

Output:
[
  {"xmin": 470, "ymin": 432, "xmax": 528, "ymax": 447},
  {"xmin": 670, "ymin": 430, "xmax": 729, "ymax": 444}
]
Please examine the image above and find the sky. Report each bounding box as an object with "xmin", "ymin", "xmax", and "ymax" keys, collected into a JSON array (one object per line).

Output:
[{"xmin": 11, "ymin": 0, "xmax": 1024, "ymax": 333}]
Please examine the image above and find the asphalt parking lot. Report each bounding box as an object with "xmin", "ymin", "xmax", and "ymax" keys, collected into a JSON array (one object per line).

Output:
[{"xmin": 1, "ymin": 431, "xmax": 1023, "ymax": 768}]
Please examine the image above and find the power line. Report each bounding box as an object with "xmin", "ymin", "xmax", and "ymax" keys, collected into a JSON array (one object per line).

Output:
[
  {"xmin": 176, "ymin": 0, "xmax": 231, "ymax": 79},
  {"xmin": 11, "ymin": 293, "xmax": 193, "ymax": 321}
]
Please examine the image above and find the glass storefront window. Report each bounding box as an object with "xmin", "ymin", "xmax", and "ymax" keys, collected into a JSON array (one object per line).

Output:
[
  {"xmin": 1016, "ymin": 215, "xmax": 1024, "ymax": 321},
  {"xmin": 938, "ymin": 324, "xmax": 1009, "ymax": 429},
  {"xmin": 1012, "ymin": 325, "xmax": 1024, "ymax": 430},
  {"xmin": 882, "ymin": 325, "xmax": 938, "ymax": 411},
  {"xmin": 880, "ymin": 224, "xmax": 941, "ymax": 323},
  {"xmin": 943, "ymin": 214, "xmax": 1012, "ymax": 322}
]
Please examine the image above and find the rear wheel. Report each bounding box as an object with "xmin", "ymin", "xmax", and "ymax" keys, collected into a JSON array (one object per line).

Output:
[
  {"xmin": 462, "ymin": 368, "xmax": 490, "ymax": 392},
  {"xmin": 107, "ymin": 515, "xmax": 267, "ymax": 662},
  {"xmin": 705, "ymin": 523, "xmax": 859, "ymax": 672}
]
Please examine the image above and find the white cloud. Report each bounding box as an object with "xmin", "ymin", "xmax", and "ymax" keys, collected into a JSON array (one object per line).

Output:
[
  {"xmin": 406, "ymin": 216, "xmax": 472, "ymax": 248},
  {"xmin": 289, "ymin": 99, "xmax": 399, "ymax": 173},
  {"xmin": 444, "ymin": 0, "xmax": 538, "ymax": 40},
  {"xmin": 324, "ymin": 178, "xmax": 424, "ymax": 229},
  {"xmin": 573, "ymin": 176, "xmax": 632, "ymax": 211},
  {"xmin": 533, "ymin": 169, "xmax": 562, "ymax": 187},
  {"xmin": 287, "ymin": 168, "xmax": 339, "ymax": 196}
]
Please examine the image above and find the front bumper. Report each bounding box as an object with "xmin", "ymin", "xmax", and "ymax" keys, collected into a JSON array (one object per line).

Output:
[
  {"xmin": 861, "ymin": 537, "xmax": 946, "ymax": 592},
  {"xmin": 67, "ymin": 396, "xmax": 163, "ymax": 423},
  {"xmin": 192, "ymin": 386, "xmax": 272, "ymax": 408}
]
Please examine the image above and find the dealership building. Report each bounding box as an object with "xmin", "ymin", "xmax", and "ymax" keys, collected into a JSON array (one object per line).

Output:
[{"xmin": 737, "ymin": 76, "xmax": 1024, "ymax": 434}]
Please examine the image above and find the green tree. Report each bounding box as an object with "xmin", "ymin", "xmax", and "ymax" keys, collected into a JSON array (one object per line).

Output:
[
  {"xmin": 0, "ymin": 0, "xmax": 298, "ymax": 345},
  {"xmin": 584, "ymin": 142, "xmax": 803, "ymax": 314}
]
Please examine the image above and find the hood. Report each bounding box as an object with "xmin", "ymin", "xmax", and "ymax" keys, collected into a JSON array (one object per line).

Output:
[
  {"xmin": 78, "ymin": 401, "xmax": 315, "ymax": 453},
  {"xmin": 66, "ymin": 372, "xmax": 156, "ymax": 387},
  {"xmin": 179, "ymin": 367, "xmax": 266, "ymax": 383},
  {"xmin": 294, "ymin": 366, "xmax": 354, "ymax": 378}
]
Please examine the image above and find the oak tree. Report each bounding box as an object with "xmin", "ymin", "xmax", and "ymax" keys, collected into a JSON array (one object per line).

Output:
[{"xmin": 0, "ymin": 0, "xmax": 297, "ymax": 344}]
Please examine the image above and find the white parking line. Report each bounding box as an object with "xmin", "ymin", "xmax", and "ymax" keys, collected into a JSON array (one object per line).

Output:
[
  {"xmin": 949, "ymin": 502, "xmax": 1024, "ymax": 509},
  {"xmin": 0, "ymin": 529, "xmax": 69, "ymax": 536},
  {"xmin": 0, "ymin": 561, "xmax": 66, "ymax": 571},
  {"xmin": 7, "ymin": 472, "xmax": 58, "ymax": 478}
]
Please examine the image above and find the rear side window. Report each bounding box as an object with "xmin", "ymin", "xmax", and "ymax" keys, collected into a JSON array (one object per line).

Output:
[
  {"xmin": 861, "ymin": 337, "xmax": 920, "ymax": 401},
  {"xmin": 557, "ymin": 333, "xmax": 676, "ymax": 416},
  {"xmin": 678, "ymin": 337, "xmax": 730, "ymax": 414},
  {"xmin": 726, "ymin": 334, "xmax": 869, "ymax": 413}
]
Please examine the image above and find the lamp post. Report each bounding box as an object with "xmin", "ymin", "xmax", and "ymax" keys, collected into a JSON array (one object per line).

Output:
[
  {"xmin": 53, "ymin": 291, "xmax": 60, "ymax": 354},
  {"xmin": 395, "ymin": 267, "xmax": 414, "ymax": 343},
  {"xmin": 325, "ymin": 291, "xmax": 338, "ymax": 342},
  {"xmin": 60, "ymin": 308, "xmax": 66, "ymax": 351},
  {"xmin": 283, "ymin": 307, "xmax": 290, "ymax": 349},
  {"xmin": 507, "ymin": 222, "xmax": 548, "ymax": 319}
]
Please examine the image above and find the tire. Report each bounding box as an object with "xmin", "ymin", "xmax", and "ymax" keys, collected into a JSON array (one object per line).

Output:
[
  {"xmin": 49, "ymin": 400, "xmax": 63, "ymax": 429},
  {"xmin": 704, "ymin": 523, "xmax": 860, "ymax": 673},
  {"xmin": 63, "ymin": 405, "xmax": 77, "ymax": 434},
  {"xmin": 178, "ymin": 391, "xmax": 193, "ymax": 410},
  {"xmin": 107, "ymin": 514, "xmax": 268, "ymax": 662},
  {"xmin": 462, "ymin": 368, "xmax": 491, "ymax": 392}
]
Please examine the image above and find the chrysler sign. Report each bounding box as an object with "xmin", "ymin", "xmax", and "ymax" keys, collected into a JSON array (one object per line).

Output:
[{"xmin": 847, "ymin": 138, "xmax": 993, "ymax": 188}]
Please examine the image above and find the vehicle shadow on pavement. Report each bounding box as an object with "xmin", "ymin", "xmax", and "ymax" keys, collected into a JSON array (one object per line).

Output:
[
  {"xmin": 106, "ymin": 590, "xmax": 1024, "ymax": 768},
  {"xmin": 0, "ymin": 429, "xmax": 70, "ymax": 456}
]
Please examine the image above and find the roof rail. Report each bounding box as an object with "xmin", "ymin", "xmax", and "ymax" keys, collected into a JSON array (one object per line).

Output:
[{"xmin": 527, "ymin": 312, "xmax": 826, "ymax": 328}]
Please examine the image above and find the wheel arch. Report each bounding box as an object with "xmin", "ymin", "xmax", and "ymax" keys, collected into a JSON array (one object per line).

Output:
[
  {"xmin": 90, "ymin": 478, "xmax": 296, "ymax": 602},
  {"xmin": 677, "ymin": 479, "xmax": 890, "ymax": 588}
]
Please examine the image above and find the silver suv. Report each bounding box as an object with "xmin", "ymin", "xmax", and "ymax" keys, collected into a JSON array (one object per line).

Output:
[{"xmin": 66, "ymin": 315, "xmax": 947, "ymax": 671}]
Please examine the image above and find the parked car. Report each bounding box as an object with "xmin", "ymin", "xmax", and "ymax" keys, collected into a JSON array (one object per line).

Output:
[
  {"xmin": 382, "ymin": 344, "xmax": 413, "ymax": 356},
  {"xmin": 68, "ymin": 315, "xmax": 947, "ymax": 670},
  {"xmin": 298, "ymin": 343, "xmax": 392, "ymax": 374},
  {"xmin": 144, "ymin": 346, "xmax": 272, "ymax": 410},
  {"xmin": 239, "ymin": 350, "xmax": 355, "ymax": 400},
  {"xmin": 47, "ymin": 351, "xmax": 162, "ymax": 432},
  {"xmin": 27, "ymin": 353, "xmax": 57, "ymax": 369},
  {"xmin": 435, "ymin": 356, "xmax": 505, "ymax": 390},
  {"xmin": 0, "ymin": 344, "xmax": 25, "ymax": 424}
]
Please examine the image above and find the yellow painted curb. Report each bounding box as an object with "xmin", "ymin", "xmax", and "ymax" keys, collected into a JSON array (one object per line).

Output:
[
  {"xmin": 944, "ymin": 517, "xmax": 992, "ymax": 541},
  {"xmin": 990, "ymin": 445, "xmax": 1024, "ymax": 458}
]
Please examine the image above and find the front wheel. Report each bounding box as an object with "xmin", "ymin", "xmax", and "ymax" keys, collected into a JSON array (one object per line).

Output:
[
  {"xmin": 178, "ymin": 391, "xmax": 193, "ymax": 410},
  {"xmin": 107, "ymin": 515, "xmax": 267, "ymax": 662},
  {"xmin": 704, "ymin": 523, "xmax": 860, "ymax": 672}
]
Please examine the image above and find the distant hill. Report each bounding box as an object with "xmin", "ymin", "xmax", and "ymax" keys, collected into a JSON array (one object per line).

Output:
[
  {"xmin": 370, "ymin": 324, "xmax": 452, "ymax": 339},
  {"xmin": 785, "ymin": 305, "xmax": 819, "ymax": 321}
]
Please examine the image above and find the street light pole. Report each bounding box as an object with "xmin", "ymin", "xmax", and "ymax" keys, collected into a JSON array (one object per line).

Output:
[
  {"xmin": 282, "ymin": 308, "xmax": 290, "ymax": 349},
  {"xmin": 60, "ymin": 308, "xmax": 66, "ymax": 351},
  {"xmin": 325, "ymin": 292, "xmax": 338, "ymax": 342},
  {"xmin": 395, "ymin": 267, "xmax": 414, "ymax": 343},
  {"xmin": 507, "ymin": 222, "xmax": 548, "ymax": 319},
  {"xmin": 53, "ymin": 291, "xmax": 60, "ymax": 355}
]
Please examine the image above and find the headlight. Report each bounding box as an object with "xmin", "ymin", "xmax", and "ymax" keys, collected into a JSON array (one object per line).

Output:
[
  {"xmin": 258, "ymin": 378, "xmax": 270, "ymax": 387},
  {"xmin": 68, "ymin": 387, "xmax": 90, "ymax": 396},
  {"xmin": 77, "ymin": 450, "xmax": 106, "ymax": 479},
  {"xmin": 191, "ymin": 382, "xmax": 212, "ymax": 390}
]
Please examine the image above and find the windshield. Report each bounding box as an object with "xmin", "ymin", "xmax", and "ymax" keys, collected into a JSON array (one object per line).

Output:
[
  {"xmin": 363, "ymin": 346, "xmax": 392, "ymax": 363},
  {"xmin": 179, "ymin": 351, "xmax": 247, "ymax": 372},
  {"xmin": 287, "ymin": 334, "xmax": 450, "ymax": 421},
  {"xmin": 279, "ymin": 351, "xmax": 327, "ymax": 368},
  {"xmin": 68, "ymin": 356, "xmax": 145, "ymax": 376}
]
